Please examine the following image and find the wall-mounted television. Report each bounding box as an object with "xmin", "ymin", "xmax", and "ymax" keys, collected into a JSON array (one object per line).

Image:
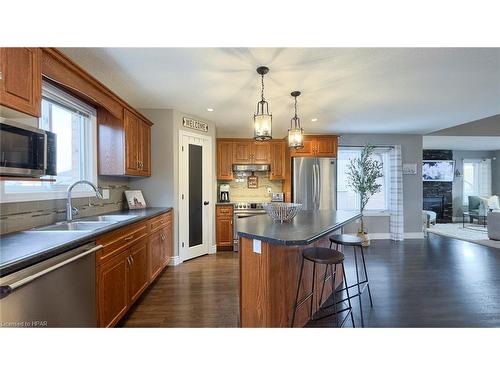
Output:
[{"xmin": 422, "ymin": 160, "xmax": 455, "ymax": 182}]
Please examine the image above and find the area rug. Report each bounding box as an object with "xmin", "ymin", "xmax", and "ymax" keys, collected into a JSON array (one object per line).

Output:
[{"xmin": 426, "ymin": 223, "xmax": 500, "ymax": 249}]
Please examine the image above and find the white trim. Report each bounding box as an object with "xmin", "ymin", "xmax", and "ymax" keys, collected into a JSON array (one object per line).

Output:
[
  {"xmin": 345, "ymin": 232, "xmax": 424, "ymax": 240},
  {"xmin": 168, "ymin": 256, "xmax": 182, "ymax": 266},
  {"xmin": 178, "ymin": 130, "xmax": 214, "ymax": 262},
  {"xmin": 209, "ymin": 244, "xmax": 217, "ymax": 254}
]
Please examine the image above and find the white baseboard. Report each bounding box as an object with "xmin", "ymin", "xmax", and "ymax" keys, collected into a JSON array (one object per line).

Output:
[
  {"xmin": 209, "ymin": 244, "xmax": 217, "ymax": 254},
  {"xmin": 405, "ymin": 232, "xmax": 425, "ymax": 239},
  {"xmin": 168, "ymin": 255, "xmax": 182, "ymax": 266}
]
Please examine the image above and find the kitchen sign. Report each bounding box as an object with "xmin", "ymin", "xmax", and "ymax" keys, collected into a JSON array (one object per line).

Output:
[{"xmin": 183, "ymin": 117, "xmax": 209, "ymax": 132}]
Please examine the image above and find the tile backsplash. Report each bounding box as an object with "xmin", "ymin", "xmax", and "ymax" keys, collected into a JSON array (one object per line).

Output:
[
  {"xmin": 0, "ymin": 176, "xmax": 130, "ymax": 234},
  {"xmin": 219, "ymin": 171, "xmax": 283, "ymax": 203}
]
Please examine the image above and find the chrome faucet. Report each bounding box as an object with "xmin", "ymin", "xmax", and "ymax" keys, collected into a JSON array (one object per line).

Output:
[{"xmin": 66, "ymin": 180, "xmax": 103, "ymax": 221}]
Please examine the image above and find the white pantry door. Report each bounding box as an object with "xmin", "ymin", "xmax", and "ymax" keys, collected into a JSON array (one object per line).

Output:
[{"xmin": 179, "ymin": 131, "xmax": 213, "ymax": 261}]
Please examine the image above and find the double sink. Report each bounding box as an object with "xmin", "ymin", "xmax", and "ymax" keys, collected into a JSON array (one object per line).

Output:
[{"xmin": 33, "ymin": 214, "xmax": 138, "ymax": 232}]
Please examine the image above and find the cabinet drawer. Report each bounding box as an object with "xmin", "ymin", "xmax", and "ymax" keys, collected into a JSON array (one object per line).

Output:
[
  {"xmin": 149, "ymin": 212, "xmax": 172, "ymax": 233},
  {"xmin": 96, "ymin": 221, "xmax": 148, "ymax": 264},
  {"xmin": 217, "ymin": 206, "xmax": 233, "ymax": 217}
]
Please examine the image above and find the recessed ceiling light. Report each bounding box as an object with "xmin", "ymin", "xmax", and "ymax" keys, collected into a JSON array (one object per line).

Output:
[
  {"xmin": 207, "ymin": 108, "xmax": 214, "ymax": 112},
  {"xmin": 311, "ymin": 118, "xmax": 318, "ymax": 122}
]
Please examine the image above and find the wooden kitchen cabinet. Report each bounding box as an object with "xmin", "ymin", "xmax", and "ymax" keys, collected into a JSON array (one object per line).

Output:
[
  {"xmin": 232, "ymin": 140, "xmax": 270, "ymax": 165},
  {"xmin": 216, "ymin": 205, "xmax": 234, "ymax": 249},
  {"xmin": 97, "ymin": 249, "xmax": 129, "ymax": 328},
  {"xmin": 269, "ymin": 140, "xmax": 286, "ymax": 180},
  {"xmin": 148, "ymin": 212, "xmax": 173, "ymax": 280},
  {"xmin": 96, "ymin": 211, "xmax": 173, "ymax": 327},
  {"xmin": 217, "ymin": 140, "xmax": 234, "ymax": 180},
  {"xmin": 0, "ymin": 48, "xmax": 41, "ymax": 117},
  {"xmin": 289, "ymin": 135, "xmax": 337, "ymax": 158},
  {"xmin": 98, "ymin": 107, "xmax": 152, "ymax": 177},
  {"xmin": 128, "ymin": 240, "xmax": 149, "ymax": 304}
]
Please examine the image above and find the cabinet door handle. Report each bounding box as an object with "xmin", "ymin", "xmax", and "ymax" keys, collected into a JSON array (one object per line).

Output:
[
  {"xmin": 124, "ymin": 235, "xmax": 134, "ymax": 241},
  {"xmin": 127, "ymin": 256, "xmax": 132, "ymax": 267},
  {"xmin": 161, "ymin": 234, "xmax": 166, "ymax": 241},
  {"xmin": 130, "ymin": 255, "xmax": 134, "ymax": 265}
]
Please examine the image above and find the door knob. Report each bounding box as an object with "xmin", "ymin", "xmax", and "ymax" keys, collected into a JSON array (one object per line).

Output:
[{"xmin": 203, "ymin": 201, "xmax": 210, "ymax": 205}]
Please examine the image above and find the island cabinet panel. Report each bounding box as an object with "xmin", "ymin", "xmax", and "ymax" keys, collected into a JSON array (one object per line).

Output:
[
  {"xmin": 240, "ymin": 236, "xmax": 340, "ymax": 328},
  {"xmin": 217, "ymin": 140, "xmax": 234, "ymax": 180},
  {"xmin": 216, "ymin": 205, "xmax": 234, "ymax": 249},
  {"xmin": 269, "ymin": 140, "xmax": 286, "ymax": 180},
  {"xmin": 0, "ymin": 47, "xmax": 42, "ymax": 117}
]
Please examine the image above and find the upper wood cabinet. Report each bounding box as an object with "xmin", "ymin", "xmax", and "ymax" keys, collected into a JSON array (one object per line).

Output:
[
  {"xmin": 232, "ymin": 140, "xmax": 270, "ymax": 165},
  {"xmin": 269, "ymin": 140, "xmax": 286, "ymax": 180},
  {"xmin": 98, "ymin": 107, "xmax": 152, "ymax": 177},
  {"xmin": 290, "ymin": 135, "xmax": 338, "ymax": 158},
  {"xmin": 217, "ymin": 140, "xmax": 234, "ymax": 180},
  {"xmin": 217, "ymin": 138, "xmax": 285, "ymax": 180},
  {"xmin": 0, "ymin": 48, "xmax": 41, "ymax": 117}
]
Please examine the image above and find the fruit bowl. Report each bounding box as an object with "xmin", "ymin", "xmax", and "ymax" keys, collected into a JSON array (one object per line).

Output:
[{"xmin": 262, "ymin": 203, "xmax": 303, "ymax": 223}]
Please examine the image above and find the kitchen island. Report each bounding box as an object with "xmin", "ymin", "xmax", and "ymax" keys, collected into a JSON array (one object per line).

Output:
[{"xmin": 238, "ymin": 210, "xmax": 361, "ymax": 327}]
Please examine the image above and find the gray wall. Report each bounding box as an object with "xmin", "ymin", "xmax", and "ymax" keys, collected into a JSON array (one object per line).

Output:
[
  {"xmin": 451, "ymin": 150, "xmax": 495, "ymax": 218},
  {"xmin": 339, "ymin": 134, "xmax": 423, "ymax": 235},
  {"xmin": 131, "ymin": 109, "xmax": 217, "ymax": 259}
]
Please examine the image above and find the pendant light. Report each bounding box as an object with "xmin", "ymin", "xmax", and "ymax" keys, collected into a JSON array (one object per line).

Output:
[
  {"xmin": 253, "ymin": 66, "xmax": 272, "ymax": 141},
  {"xmin": 288, "ymin": 91, "xmax": 304, "ymax": 149}
]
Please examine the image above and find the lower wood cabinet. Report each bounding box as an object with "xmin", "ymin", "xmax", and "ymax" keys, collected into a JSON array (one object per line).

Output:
[
  {"xmin": 96, "ymin": 211, "xmax": 173, "ymax": 327},
  {"xmin": 216, "ymin": 205, "xmax": 234, "ymax": 249}
]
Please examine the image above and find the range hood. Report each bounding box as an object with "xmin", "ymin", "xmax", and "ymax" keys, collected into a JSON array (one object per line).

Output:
[{"xmin": 232, "ymin": 164, "xmax": 270, "ymax": 172}]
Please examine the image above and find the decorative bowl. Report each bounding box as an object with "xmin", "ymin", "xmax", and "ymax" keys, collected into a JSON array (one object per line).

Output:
[{"xmin": 262, "ymin": 203, "xmax": 302, "ymax": 223}]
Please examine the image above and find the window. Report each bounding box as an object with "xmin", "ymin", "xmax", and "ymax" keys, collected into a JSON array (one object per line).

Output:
[
  {"xmin": 1, "ymin": 81, "xmax": 97, "ymax": 202},
  {"xmin": 337, "ymin": 147, "xmax": 391, "ymax": 212},
  {"xmin": 463, "ymin": 159, "xmax": 492, "ymax": 205}
]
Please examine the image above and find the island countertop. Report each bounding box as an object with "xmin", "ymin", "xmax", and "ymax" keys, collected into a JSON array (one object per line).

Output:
[{"xmin": 237, "ymin": 209, "xmax": 361, "ymax": 246}]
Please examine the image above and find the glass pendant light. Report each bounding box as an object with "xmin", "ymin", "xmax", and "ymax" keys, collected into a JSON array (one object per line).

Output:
[
  {"xmin": 253, "ymin": 66, "xmax": 272, "ymax": 141},
  {"xmin": 288, "ymin": 91, "xmax": 304, "ymax": 149}
]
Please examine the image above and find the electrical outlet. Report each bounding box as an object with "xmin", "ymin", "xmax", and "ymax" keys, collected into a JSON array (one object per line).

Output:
[
  {"xmin": 267, "ymin": 187, "xmax": 272, "ymax": 194},
  {"xmin": 101, "ymin": 189, "xmax": 110, "ymax": 199}
]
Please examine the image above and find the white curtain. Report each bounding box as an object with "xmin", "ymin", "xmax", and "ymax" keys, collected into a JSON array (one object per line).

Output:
[{"xmin": 389, "ymin": 145, "xmax": 404, "ymax": 241}]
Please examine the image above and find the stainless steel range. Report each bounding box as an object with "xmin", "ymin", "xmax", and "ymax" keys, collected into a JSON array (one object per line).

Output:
[{"xmin": 233, "ymin": 202, "xmax": 267, "ymax": 251}]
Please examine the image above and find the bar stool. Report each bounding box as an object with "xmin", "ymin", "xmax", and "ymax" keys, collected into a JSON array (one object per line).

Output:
[
  {"xmin": 291, "ymin": 247, "xmax": 355, "ymax": 328},
  {"xmin": 329, "ymin": 234, "xmax": 373, "ymax": 327}
]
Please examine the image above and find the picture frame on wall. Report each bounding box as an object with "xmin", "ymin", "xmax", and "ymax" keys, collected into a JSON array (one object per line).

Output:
[{"xmin": 124, "ymin": 190, "xmax": 147, "ymax": 209}]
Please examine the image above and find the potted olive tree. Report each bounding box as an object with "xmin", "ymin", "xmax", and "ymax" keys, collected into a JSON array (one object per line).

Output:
[{"xmin": 346, "ymin": 144, "xmax": 384, "ymax": 246}]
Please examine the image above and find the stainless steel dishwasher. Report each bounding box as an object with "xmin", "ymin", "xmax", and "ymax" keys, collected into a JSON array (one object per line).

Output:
[{"xmin": 0, "ymin": 242, "xmax": 102, "ymax": 327}]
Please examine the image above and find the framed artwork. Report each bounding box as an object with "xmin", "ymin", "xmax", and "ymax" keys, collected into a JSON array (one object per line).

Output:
[{"xmin": 125, "ymin": 190, "xmax": 147, "ymax": 209}]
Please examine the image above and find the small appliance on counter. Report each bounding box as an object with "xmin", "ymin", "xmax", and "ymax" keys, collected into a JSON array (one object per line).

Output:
[
  {"xmin": 271, "ymin": 192, "xmax": 284, "ymax": 202},
  {"xmin": 219, "ymin": 183, "xmax": 230, "ymax": 203}
]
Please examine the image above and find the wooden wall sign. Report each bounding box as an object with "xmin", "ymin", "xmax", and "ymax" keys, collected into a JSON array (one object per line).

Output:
[
  {"xmin": 247, "ymin": 173, "xmax": 258, "ymax": 188},
  {"xmin": 183, "ymin": 117, "xmax": 208, "ymax": 132}
]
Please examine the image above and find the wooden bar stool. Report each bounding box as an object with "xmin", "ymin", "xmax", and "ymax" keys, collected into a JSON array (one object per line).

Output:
[
  {"xmin": 290, "ymin": 247, "xmax": 355, "ymax": 328},
  {"xmin": 329, "ymin": 234, "xmax": 373, "ymax": 327}
]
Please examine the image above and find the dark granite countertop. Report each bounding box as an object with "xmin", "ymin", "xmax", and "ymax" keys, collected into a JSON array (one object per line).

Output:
[
  {"xmin": 0, "ymin": 207, "xmax": 172, "ymax": 276},
  {"xmin": 237, "ymin": 210, "xmax": 361, "ymax": 246}
]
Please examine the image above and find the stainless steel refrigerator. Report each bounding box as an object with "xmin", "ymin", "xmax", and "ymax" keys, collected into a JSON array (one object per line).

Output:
[{"xmin": 293, "ymin": 157, "xmax": 337, "ymax": 210}]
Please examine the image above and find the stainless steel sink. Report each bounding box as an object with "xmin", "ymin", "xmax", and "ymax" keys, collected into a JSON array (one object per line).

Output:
[
  {"xmin": 83, "ymin": 214, "xmax": 137, "ymax": 222},
  {"xmin": 34, "ymin": 221, "xmax": 114, "ymax": 232}
]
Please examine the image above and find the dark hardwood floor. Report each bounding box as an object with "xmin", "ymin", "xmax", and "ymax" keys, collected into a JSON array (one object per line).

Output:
[{"xmin": 119, "ymin": 234, "xmax": 500, "ymax": 328}]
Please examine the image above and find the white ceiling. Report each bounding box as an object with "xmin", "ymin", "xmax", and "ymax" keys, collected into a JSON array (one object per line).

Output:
[
  {"xmin": 60, "ymin": 48, "xmax": 500, "ymax": 137},
  {"xmin": 423, "ymin": 136, "xmax": 500, "ymax": 151}
]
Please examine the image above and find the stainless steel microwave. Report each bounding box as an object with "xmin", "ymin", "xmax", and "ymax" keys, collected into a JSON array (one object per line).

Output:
[{"xmin": 0, "ymin": 118, "xmax": 57, "ymax": 178}]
